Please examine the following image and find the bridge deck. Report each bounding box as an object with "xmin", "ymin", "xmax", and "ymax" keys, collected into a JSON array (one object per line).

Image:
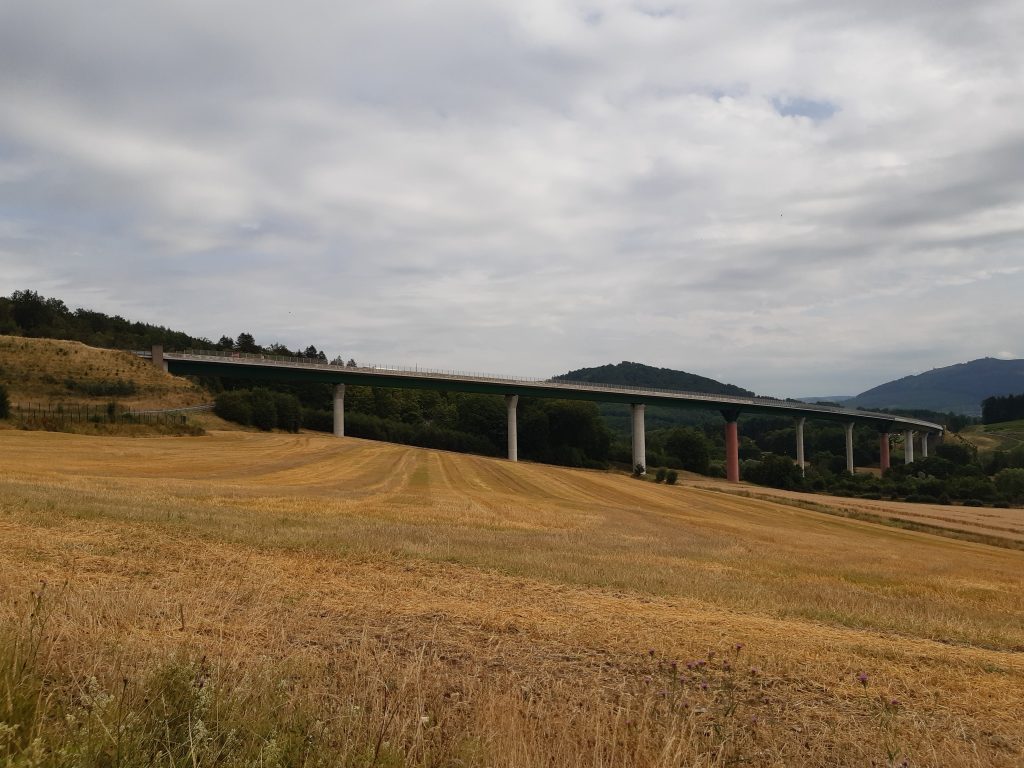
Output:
[{"xmin": 149, "ymin": 350, "xmax": 943, "ymax": 433}]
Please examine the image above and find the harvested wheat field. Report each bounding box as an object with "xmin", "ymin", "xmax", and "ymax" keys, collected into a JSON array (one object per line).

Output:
[{"xmin": 1, "ymin": 429, "xmax": 1022, "ymax": 767}]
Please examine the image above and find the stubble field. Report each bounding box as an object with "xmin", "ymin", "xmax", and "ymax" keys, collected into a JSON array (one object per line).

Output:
[{"xmin": 1, "ymin": 429, "xmax": 1022, "ymax": 766}]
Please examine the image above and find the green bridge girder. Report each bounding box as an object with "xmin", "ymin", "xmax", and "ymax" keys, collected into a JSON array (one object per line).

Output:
[{"xmin": 164, "ymin": 354, "xmax": 943, "ymax": 434}]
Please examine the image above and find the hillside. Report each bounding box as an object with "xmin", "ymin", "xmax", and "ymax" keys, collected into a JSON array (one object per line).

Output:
[
  {"xmin": 0, "ymin": 334, "xmax": 208, "ymax": 410},
  {"xmin": 846, "ymin": 357, "xmax": 1024, "ymax": 416},
  {"xmin": 554, "ymin": 361, "xmax": 754, "ymax": 396},
  {"xmin": 1, "ymin": 430, "xmax": 1022, "ymax": 765}
]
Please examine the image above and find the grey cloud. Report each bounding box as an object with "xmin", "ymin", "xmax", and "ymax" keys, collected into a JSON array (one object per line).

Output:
[{"xmin": 1, "ymin": 0, "xmax": 1022, "ymax": 396}]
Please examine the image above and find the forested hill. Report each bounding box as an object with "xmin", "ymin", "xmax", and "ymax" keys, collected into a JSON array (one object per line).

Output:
[
  {"xmin": 553, "ymin": 361, "xmax": 754, "ymax": 397},
  {"xmin": 0, "ymin": 290, "xmax": 214, "ymax": 351},
  {"xmin": 847, "ymin": 358, "xmax": 1024, "ymax": 416}
]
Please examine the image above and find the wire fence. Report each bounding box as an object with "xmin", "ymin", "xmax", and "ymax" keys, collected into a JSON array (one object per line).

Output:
[{"xmin": 12, "ymin": 402, "xmax": 192, "ymax": 426}]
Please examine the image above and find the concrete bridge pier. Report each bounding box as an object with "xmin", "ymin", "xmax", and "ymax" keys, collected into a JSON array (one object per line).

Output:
[
  {"xmin": 845, "ymin": 422, "xmax": 855, "ymax": 474},
  {"xmin": 333, "ymin": 384, "xmax": 345, "ymax": 437},
  {"xmin": 795, "ymin": 417, "xmax": 806, "ymax": 477},
  {"xmin": 721, "ymin": 409, "xmax": 741, "ymax": 483},
  {"xmin": 921, "ymin": 432, "xmax": 929, "ymax": 458},
  {"xmin": 879, "ymin": 432, "xmax": 891, "ymax": 472},
  {"xmin": 630, "ymin": 404, "xmax": 646, "ymax": 474},
  {"xmin": 904, "ymin": 430, "xmax": 915, "ymax": 464},
  {"xmin": 506, "ymin": 395, "xmax": 519, "ymax": 462}
]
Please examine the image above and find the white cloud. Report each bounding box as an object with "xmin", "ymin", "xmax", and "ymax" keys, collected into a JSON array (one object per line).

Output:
[{"xmin": 1, "ymin": 0, "xmax": 1022, "ymax": 395}]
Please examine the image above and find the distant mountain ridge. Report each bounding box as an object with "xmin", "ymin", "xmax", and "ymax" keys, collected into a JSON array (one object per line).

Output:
[
  {"xmin": 553, "ymin": 361, "xmax": 754, "ymax": 397},
  {"xmin": 846, "ymin": 358, "xmax": 1024, "ymax": 416}
]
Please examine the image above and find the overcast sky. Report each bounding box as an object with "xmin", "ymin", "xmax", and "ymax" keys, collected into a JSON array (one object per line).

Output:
[{"xmin": 1, "ymin": 1, "xmax": 1022, "ymax": 396}]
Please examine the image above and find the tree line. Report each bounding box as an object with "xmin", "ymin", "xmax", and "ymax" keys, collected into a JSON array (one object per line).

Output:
[{"xmin": 982, "ymin": 393, "xmax": 1024, "ymax": 424}]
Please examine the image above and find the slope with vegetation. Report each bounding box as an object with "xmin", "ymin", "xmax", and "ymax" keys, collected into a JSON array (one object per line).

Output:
[
  {"xmin": 1, "ymin": 430, "xmax": 1021, "ymax": 766},
  {"xmin": 0, "ymin": 335, "xmax": 208, "ymax": 410}
]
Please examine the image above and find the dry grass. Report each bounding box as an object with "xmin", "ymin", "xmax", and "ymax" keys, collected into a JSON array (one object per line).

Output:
[
  {"xmin": 0, "ymin": 335, "xmax": 208, "ymax": 409},
  {"xmin": 688, "ymin": 480, "xmax": 1024, "ymax": 546},
  {"xmin": 961, "ymin": 420, "xmax": 1024, "ymax": 455},
  {"xmin": 1, "ymin": 429, "xmax": 1023, "ymax": 766}
]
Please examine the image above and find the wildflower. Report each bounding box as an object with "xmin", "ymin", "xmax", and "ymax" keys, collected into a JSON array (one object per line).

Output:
[
  {"xmin": 750, "ymin": 667, "xmax": 758, "ymax": 676},
  {"xmin": 856, "ymin": 671, "xmax": 869, "ymax": 687},
  {"xmin": 700, "ymin": 682, "xmax": 708, "ymax": 691},
  {"xmin": 648, "ymin": 648, "xmax": 656, "ymax": 657},
  {"xmin": 734, "ymin": 643, "xmax": 744, "ymax": 653}
]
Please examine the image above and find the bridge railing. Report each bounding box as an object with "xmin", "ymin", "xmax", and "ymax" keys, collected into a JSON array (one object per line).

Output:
[{"xmin": 166, "ymin": 348, "xmax": 943, "ymax": 428}]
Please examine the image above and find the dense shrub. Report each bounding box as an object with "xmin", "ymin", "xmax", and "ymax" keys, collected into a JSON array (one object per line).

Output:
[
  {"xmin": 249, "ymin": 388, "xmax": 278, "ymax": 431},
  {"xmin": 345, "ymin": 412, "xmax": 500, "ymax": 456},
  {"xmin": 64, "ymin": 377, "xmax": 137, "ymax": 397},
  {"xmin": 664, "ymin": 427, "xmax": 710, "ymax": 474},
  {"xmin": 743, "ymin": 453, "xmax": 803, "ymax": 490},
  {"xmin": 994, "ymin": 468, "xmax": 1024, "ymax": 503},
  {"xmin": 665, "ymin": 469, "xmax": 678, "ymax": 485},
  {"xmin": 301, "ymin": 407, "xmax": 333, "ymax": 432},
  {"xmin": 934, "ymin": 442, "xmax": 976, "ymax": 466},
  {"xmin": 655, "ymin": 467, "xmax": 667, "ymax": 483},
  {"xmin": 948, "ymin": 477, "xmax": 996, "ymax": 502},
  {"xmin": 274, "ymin": 392, "xmax": 302, "ymax": 433},
  {"xmin": 214, "ymin": 390, "xmax": 253, "ymax": 425}
]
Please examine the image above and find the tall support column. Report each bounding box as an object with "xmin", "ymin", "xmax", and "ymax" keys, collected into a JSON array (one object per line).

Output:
[
  {"xmin": 333, "ymin": 384, "xmax": 345, "ymax": 437},
  {"xmin": 505, "ymin": 395, "xmax": 519, "ymax": 462},
  {"xmin": 904, "ymin": 430, "xmax": 914, "ymax": 464},
  {"xmin": 631, "ymin": 404, "xmax": 646, "ymax": 474},
  {"xmin": 845, "ymin": 422, "xmax": 855, "ymax": 474},
  {"xmin": 921, "ymin": 432, "xmax": 929, "ymax": 458},
  {"xmin": 795, "ymin": 417, "xmax": 806, "ymax": 477},
  {"xmin": 879, "ymin": 433, "xmax": 891, "ymax": 472},
  {"xmin": 725, "ymin": 419, "xmax": 740, "ymax": 483}
]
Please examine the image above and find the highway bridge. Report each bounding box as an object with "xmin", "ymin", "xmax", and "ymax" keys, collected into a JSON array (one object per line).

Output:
[{"xmin": 147, "ymin": 346, "xmax": 943, "ymax": 482}]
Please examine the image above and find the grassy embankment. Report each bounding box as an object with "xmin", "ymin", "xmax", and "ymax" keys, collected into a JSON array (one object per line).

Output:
[
  {"xmin": 961, "ymin": 419, "xmax": 1024, "ymax": 456},
  {"xmin": 1, "ymin": 428, "xmax": 1022, "ymax": 767},
  {"xmin": 0, "ymin": 335, "xmax": 216, "ymax": 435}
]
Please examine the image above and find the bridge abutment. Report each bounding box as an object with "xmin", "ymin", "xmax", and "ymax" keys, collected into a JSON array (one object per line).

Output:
[{"xmin": 151, "ymin": 345, "xmax": 168, "ymax": 372}]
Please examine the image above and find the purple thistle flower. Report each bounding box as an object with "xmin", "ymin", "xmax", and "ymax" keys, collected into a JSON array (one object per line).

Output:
[{"xmin": 856, "ymin": 671, "xmax": 869, "ymax": 687}]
